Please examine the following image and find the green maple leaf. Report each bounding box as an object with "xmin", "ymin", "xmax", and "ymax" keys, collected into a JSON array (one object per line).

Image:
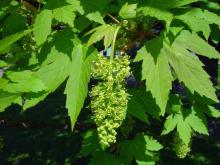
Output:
[
  {"xmin": 53, "ymin": 6, "xmax": 76, "ymax": 27},
  {"xmin": 23, "ymin": 29, "xmax": 76, "ymax": 110},
  {"xmin": 168, "ymin": 46, "xmax": 216, "ymax": 101},
  {"xmin": 161, "ymin": 113, "xmax": 179, "ymax": 135},
  {"xmin": 33, "ymin": 9, "xmax": 52, "ymax": 46},
  {"xmin": 0, "ymin": 29, "xmax": 32, "ymax": 54},
  {"xmin": 0, "ymin": 70, "xmax": 48, "ymax": 93},
  {"xmin": 86, "ymin": 24, "xmax": 116, "ymax": 49},
  {"xmin": 119, "ymin": 133, "xmax": 163, "ymax": 165},
  {"xmin": 162, "ymin": 102, "xmax": 209, "ymax": 144},
  {"xmin": 167, "ymin": 31, "xmax": 218, "ymax": 102},
  {"xmin": 127, "ymin": 89, "xmax": 161, "ymax": 123},
  {"xmin": 176, "ymin": 114, "xmax": 192, "ymax": 144},
  {"xmin": 135, "ymin": 36, "xmax": 173, "ymax": 115},
  {"xmin": 138, "ymin": 6, "xmax": 173, "ymax": 29},
  {"xmin": 80, "ymin": 0, "xmax": 110, "ymax": 24},
  {"xmin": 78, "ymin": 130, "xmax": 101, "ymax": 157},
  {"xmin": 0, "ymin": 91, "xmax": 20, "ymax": 112},
  {"xmin": 174, "ymin": 30, "xmax": 220, "ymax": 59},
  {"xmin": 136, "ymin": 29, "xmax": 219, "ymax": 133},
  {"xmin": 48, "ymin": 0, "xmax": 83, "ymax": 27},
  {"xmin": 2, "ymin": 13, "xmax": 27, "ymax": 36},
  {"xmin": 145, "ymin": 136, "xmax": 164, "ymax": 151},
  {"xmin": 205, "ymin": 106, "xmax": 220, "ymax": 118},
  {"xmin": 0, "ymin": 61, "xmax": 8, "ymax": 67},
  {"xmin": 23, "ymin": 46, "xmax": 71, "ymax": 109},
  {"xmin": 162, "ymin": 107, "xmax": 192, "ymax": 144},
  {"xmin": 119, "ymin": 3, "xmax": 137, "ymax": 19},
  {"xmin": 86, "ymin": 11, "xmax": 105, "ymax": 25},
  {"xmin": 143, "ymin": 0, "xmax": 201, "ymax": 9},
  {"xmin": 176, "ymin": 8, "xmax": 220, "ymax": 39},
  {"xmin": 136, "ymin": 30, "xmax": 218, "ymax": 111},
  {"xmin": 127, "ymin": 90, "xmax": 150, "ymax": 124},
  {"xmin": 185, "ymin": 107, "xmax": 208, "ymax": 135},
  {"xmin": 64, "ymin": 44, "xmax": 95, "ymax": 128},
  {"xmin": 0, "ymin": 1, "xmax": 12, "ymax": 21}
]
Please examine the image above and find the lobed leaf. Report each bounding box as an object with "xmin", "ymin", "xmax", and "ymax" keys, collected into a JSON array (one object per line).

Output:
[
  {"xmin": 65, "ymin": 44, "xmax": 97, "ymax": 128},
  {"xmin": 0, "ymin": 29, "xmax": 32, "ymax": 53},
  {"xmin": 135, "ymin": 37, "xmax": 173, "ymax": 115},
  {"xmin": 119, "ymin": 3, "xmax": 137, "ymax": 19},
  {"xmin": 33, "ymin": 9, "xmax": 52, "ymax": 46}
]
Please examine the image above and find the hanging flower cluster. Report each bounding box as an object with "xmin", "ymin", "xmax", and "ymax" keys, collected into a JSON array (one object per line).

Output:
[{"xmin": 90, "ymin": 54, "xmax": 130, "ymax": 148}]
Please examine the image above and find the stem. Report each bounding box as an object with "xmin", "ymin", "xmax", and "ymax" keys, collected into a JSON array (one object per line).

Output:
[
  {"xmin": 110, "ymin": 26, "xmax": 121, "ymax": 63},
  {"xmin": 38, "ymin": 1, "xmax": 42, "ymax": 12},
  {"xmin": 107, "ymin": 14, "xmax": 121, "ymax": 24},
  {"xmin": 21, "ymin": 1, "xmax": 37, "ymax": 12}
]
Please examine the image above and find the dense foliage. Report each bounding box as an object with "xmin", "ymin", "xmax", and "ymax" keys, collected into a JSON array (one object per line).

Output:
[{"xmin": 0, "ymin": 0, "xmax": 220, "ymax": 164}]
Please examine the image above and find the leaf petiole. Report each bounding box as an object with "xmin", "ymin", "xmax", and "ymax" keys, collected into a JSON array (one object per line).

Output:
[{"xmin": 110, "ymin": 26, "xmax": 121, "ymax": 63}]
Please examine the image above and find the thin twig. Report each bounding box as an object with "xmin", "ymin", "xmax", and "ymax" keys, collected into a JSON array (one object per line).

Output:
[
  {"xmin": 107, "ymin": 13, "xmax": 121, "ymax": 24},
  {"xmin": 110, "ymin": 26, "xmax": 121, "ymax": 63},
  {"xmin": 21, "ymin": 0, "xmax": 37, "ymax": 12}
]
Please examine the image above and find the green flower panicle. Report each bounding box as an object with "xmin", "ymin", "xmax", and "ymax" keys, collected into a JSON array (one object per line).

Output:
[
  {"xmin": 90, "ymin": 54, "xmax": 130, "ymax": 148},
  {"xmin": 173, "ymin": 133, "xmax": 191, "ymax": 159}
]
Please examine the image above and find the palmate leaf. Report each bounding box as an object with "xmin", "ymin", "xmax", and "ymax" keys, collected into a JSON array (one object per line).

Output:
[
  {"xmin": 162, "ymin": 105, "xmax": 190, "ymax": 144},
  {"xmin": 143, "ymin": 0, "xmax": 201, "ymax": 9},
  {"xmin": 135, "ymin": 36, "xmax": 173, "ymax": 115},
  {"xmin": 24, "ymin": 29, "xmax": 97, "ymax": 128},
  {"xmin": 33, "ymin": 0, "xmax": 110, "ymax": 46},
  {"xmin": 205, "ymin": 106, "xmax": 220, "ymax": 118},
  {"xmin": 185, "ymin": 107, "xmax": 208, "ymax": 135},
  {"xmin": 0, "ymin": 0, "xmax": 12, "ymax": 21},
  {"xmin": 64, "ymin": 44, "xmax": 95, "ymax": 128},
  {"xmin": 136, "ymin": 29, "xmax": 219, "ymax": 115},
  {"xmin": 161, "ymin": 114, "xmax": 179, "ymax": 135},
  {"xmin": 80, "ymin": 0, "xmax": 110, "ymax": 24},
  {"xmin": 162, "ymin": 111, "xmax": 192, "ymax": 144},
  {"xmin": 127, "ymin": 91, "xmax": 149, "ymax": 123},
  {"xmin": 119, "ymin": 133, "xmax": 163, "ymax": 165},
  {"xmin": 168, "ymin": 46, "xmax": 217, "ymax": 101},
  {"xmin": 176, "ymin": 8, "xmax": 220, "ymax": 39},
  {"xmin": 0, "ymin": 61, "xmax": 8, "ymax": 67},
  {"xmin": 86, "ymin": 12, "xmax": 105, "ymax": 25},
  {"xmin": 162, "ymin": 103, "xmax": 209, "ymax": 144},
  {"xmin": 119, "ymin": 3, "xmax": 137, "ymax": 19},
  {"xmin": 79, "ymin": 130, "xmax": 122, "ymax": 164},
  {"xmin": 0, "ymin": 91, "xmax": 20, "ymax": 112},
  {"xmin": 23, "ymin": 28, "xmax": 75, "ymax": 109},
  {"xmin": 174, "ymin": 30, "xmax": 220, "ymax": 59},
  {"xmin": 2, "ymin": 13, "xmax": 27, "ymax": 36},
  {"xmin": 52, "ymin": 5, "xmax": 76, "ymax": 27},
  {"xmin": 86, "ymin": 24, "xmax": 116, "ymax": 49},
  {"xmin": 33, "ymin": 0, "xmax": 83, "ymax": 45},
  {"xmin": 78, "ymin": 130, "xmax": 101, "ymax": 157},
  {"xmin": 138, "ymin": 6, "xmax": 173, "ymax": 29},
  {"xmin": 145, "ymin": 136, "xmax": 164, "ymax": 151},
  {"xmin": 48, "ymin": 0, "xmax": 83, "ymax": 27},
  {"xmin": 168, "ymin": 32, "xmax": 218, "ymax": 102},
  {"xmin": 33, "ymin": 9, "xmax": 52, "ymax": 46},
  {"xmin": 0, "ymin": 29, "xmax": 32, "ymax": 53},
  {"xmin": 23, "ymin": 46, "xmax": 71, "ymax": 109},
  {"xmin": 176, "ymin": 114, "xmax": 192, "ymax": 144},
  {"xmin": 0, "ymin": 71, "xmax": 48, "ymax": 93},
  {"xmin": 162, "ymin": 108, "xmax": 208, "ymax": 144},
  {"xmin": 127, "ymin": 89, "xmax": 160, "ymax": 123},
  {"xmin": 192, "ymin": 103, "xmax": 220, "ymax": 119}
]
